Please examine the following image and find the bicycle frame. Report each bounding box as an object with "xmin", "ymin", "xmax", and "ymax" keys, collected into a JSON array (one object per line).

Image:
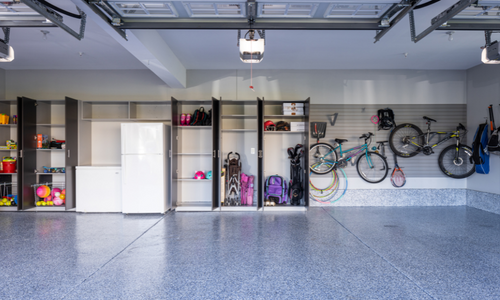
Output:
[
  {"xmin": 320, "ymin": 141, "xmax": 374, "ymax": 169},
  {"xmin": 408, "ymin": 123, "xmax": 463, "ymax": 150}
]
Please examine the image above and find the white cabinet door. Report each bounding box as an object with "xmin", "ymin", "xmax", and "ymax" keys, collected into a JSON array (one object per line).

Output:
[
  {"xmin": 122, "ymin": 154, "xmax": 166, "ymax": 213},
  {"xmin": 76, "ymin": 167, "xmax": 122, "ymax": 213},
  {"xmin": 121, "ymin": 123, "xmax": 164, "ymax": 155}
]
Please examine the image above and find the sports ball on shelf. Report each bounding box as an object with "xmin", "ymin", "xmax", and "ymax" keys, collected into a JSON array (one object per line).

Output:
[
  {"xmin": 52, "ymin": 188, "xmax": 61, "ymax": 195},
  {"xmin": 44, "ymin": 195, "xmax": 52, "ymax": 202},
  {"xmin": 36, "ymin": 185, "xmax": 50, "ymax": 198},
  {"xmin": 54, "ymin": 192, "xmax": 61, "ymax": 197},
  {"xmin": 53, "ymin": 197, "xmax": 63, "ymax": 206},
  {"xmin": 61, "ymin": 189, "xmax": 66, "ymax": 195},
  {"xmin": 193, "ymin": 171, "xmax": 205, "ymax": 179},
  {"xmin": 36, "ymin": 201, "xmax": 42, "ymax": 206},
  {"xmin": 60, "ymin": 194, "xmax": 65, "ymax": 200},
  {"xmin": 206, "ymin": 171, "xmax": 212, "ymax": 180}
]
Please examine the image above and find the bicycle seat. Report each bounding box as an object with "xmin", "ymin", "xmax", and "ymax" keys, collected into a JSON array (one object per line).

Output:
[
  {"xmin": 335, "ymin": 138, "xmax": 348, "ymax": 144},
  {"xmin": 423, "ymin": 116, "xmax": 437, "ymax": 122}
]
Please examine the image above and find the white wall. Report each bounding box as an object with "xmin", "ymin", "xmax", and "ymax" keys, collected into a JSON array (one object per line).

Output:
[
  {"xmin": 6, "ymin": 69, "xmax": 466, "ymax": 105},
  {"xmin": 466, "ymin": 64, "xmax": 500, "ymax": 195},
  {"xmin": 0, "ymin": 68, "xmax": 5, "ymax": 100}
]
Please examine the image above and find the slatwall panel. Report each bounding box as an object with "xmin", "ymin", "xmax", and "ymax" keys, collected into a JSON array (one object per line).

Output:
[{"xmin": 310, "ymin": 104, "xmax": 467, "ymax": 178}]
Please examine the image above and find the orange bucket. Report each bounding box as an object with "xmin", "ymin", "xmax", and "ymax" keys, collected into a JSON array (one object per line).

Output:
[{"xmin": 2, "ymin": 161, "xmax": 16, "ymax": 173}]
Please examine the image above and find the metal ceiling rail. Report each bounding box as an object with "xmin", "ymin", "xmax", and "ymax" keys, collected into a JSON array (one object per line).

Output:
[
  {"xmin": 435, "ymin": 19, "xmax": 500, "ymax": 30},
  {"xmin": 20, "ymin": 0, "xmax": 86, "ymax": 40},
  {"xmin": 412, "ymin": 0, "xmax": 476, "ymax": 42},
  {"xmin": 373, "ymin": 0, "xmax": 422, "ymax": 43}
]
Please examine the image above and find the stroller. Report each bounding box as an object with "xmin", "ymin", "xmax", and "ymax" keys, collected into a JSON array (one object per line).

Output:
[{"xmin": 224, "ymin": 152, "xmax": 242, "ymax": 206}]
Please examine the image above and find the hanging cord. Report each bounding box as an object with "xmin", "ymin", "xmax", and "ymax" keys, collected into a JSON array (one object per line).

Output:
[
  {"xmin": 38, "ymin": 0, "xmax": 82, "ymax": 19},
  {"xmin": 414, "ymin": 0, "xmax": 441, "ymax": 10}
]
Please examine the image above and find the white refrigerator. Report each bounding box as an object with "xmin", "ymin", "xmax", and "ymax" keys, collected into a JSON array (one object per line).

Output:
[{"xmin": 121, "ymin": 123, "xmax": 170, "ymax": 213}]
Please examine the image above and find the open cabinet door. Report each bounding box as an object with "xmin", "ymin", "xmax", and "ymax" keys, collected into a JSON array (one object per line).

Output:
[
  {"xmin": 65, "ymin": 97, "xmax": 79, "ymax": 210},
  {"xmin": 211, "ymin": 97, "xmax": 220, "ymax": 210},
  {"xmin": 18, "ymin": 97, "xmax": 37, "ymax": 210},
  {"xmin": 257, "ymin": 97, "xmax": 264, "ymax": 210}
]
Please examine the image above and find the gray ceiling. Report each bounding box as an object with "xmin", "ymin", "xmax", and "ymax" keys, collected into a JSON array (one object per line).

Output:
[{"xmin": 0, "ymin": 0, "xmax": 495, "ymax": 71}]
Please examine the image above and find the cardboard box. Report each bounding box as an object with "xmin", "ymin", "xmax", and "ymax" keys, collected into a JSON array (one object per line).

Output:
[
  {"xmin": 283, "ymin": 111, "xmax": 304, "ymax": 116},
  {"xmin": 291, "ymin": 122, "xmax": 306, "ymax": 131}
]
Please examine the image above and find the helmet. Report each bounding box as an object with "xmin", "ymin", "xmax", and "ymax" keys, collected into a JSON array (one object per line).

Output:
[
  {"xmin": 206, "ymin": 171, "xmax": 212, "ymax": 180},
  {"xmin": 264, "ymin": 120, "xmax": 275, "ymax": 131},
  {"xmin": 194, "ymin": 171, "xmax": 205, "ymax": 179}
]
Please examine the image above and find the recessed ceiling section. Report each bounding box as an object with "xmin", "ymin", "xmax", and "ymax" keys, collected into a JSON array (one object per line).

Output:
[
  {"xmin": 258, "ymin": 3, "xmax": 319, "ymax": 18},
  {"xmin": 183, "ymin": 2, "xmax": 245, "ymax": 18},
  {"xmin": 108, "ymin": 1, "xmax": 178, "ymax": 17},
  {"xmin": 324, "ymin": 3, "xmax": 394, "ymax": 18}
]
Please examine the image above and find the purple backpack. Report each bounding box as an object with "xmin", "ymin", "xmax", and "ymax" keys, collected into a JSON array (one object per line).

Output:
[{"xmin": 265, "ymin": 175, "xmax": 288, "ymax": 204}]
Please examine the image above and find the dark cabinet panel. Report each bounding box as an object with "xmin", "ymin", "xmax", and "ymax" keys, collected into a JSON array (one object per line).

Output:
[
  {"xmin": 65, "ymin": 97, "xmax": 79, "ymax": 210},
  {"xmin": 19, "ymin": 97, "xmax": 37, "ymax": 210}
]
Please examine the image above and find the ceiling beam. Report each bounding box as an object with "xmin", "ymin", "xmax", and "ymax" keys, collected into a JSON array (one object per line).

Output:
[
  {"xmin": 435, "ymin": 20, "xmax": 500, "ymax": 31},
  {"xmin": 118, "ymin": 19, "xmax": 383, "ymax": 30},
  {"xmin": 72, "ymin": 0, "xmax": 186, "ymax": 88}
]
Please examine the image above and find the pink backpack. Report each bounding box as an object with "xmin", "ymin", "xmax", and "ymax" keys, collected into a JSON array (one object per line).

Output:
[{"xmin": 240, "ymin": 173, "xmax": 254, "ymax": 206}]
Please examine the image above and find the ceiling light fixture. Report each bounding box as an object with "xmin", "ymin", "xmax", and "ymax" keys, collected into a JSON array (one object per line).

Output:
[
  {"xmin": 238, "ymin": 29, "xmax": 265, "ymax": 63},
  {"xmin": 0, "ymin": 28, "xmax": 13, "ymax": 63},
  {"xmin": 446, "ymin": 31, "xmax": 454, "ymax": 41}
]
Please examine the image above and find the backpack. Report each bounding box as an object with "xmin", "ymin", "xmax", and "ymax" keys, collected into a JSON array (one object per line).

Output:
[
  {"xmin": 378, "ymin": 108, "xmax": 395, "ymax": 130},
  {"xmin": 265, "ymin": 175, "xmax": 288, "ymax": 204},
  {"xmin": 203, "ymin": 108, "xmax": 212, "ymax": 126},
  {"xmin": 240, "ymin": 173, "xmax": 254, "ymax": 206},
  {"xmin": 190, "ymin": 107, "xmax": 208, "ymax": 126},
  {"xmin": 276, "ymin": 121, "xmax": 290, "ymax": 131},
  {"xmin": 288, "ymin": 144, "xmax": 304, "ymax": 206},
  {"xmin": 472, "ymin": 122, "xmax": 490, "ymax": 174},
  {"xmin": 487, "ymin": 105, "xmax": 500, "ymax": 153}
]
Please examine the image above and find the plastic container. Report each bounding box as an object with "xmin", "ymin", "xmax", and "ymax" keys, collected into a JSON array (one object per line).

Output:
[{"xmin": 2, "ymin": 161, "xmax": 16, "ymax": 173}]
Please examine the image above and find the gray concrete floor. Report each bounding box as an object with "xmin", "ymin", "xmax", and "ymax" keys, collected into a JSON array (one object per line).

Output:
[{"xmin": 1, "ymin": 207, "xmax": 499, "ymax": 299}]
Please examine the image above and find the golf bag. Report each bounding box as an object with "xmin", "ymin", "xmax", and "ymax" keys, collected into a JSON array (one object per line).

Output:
[
  {"xmin": 288, "ymin": 144, "xmax": 304, "ymax": 206},
  {"xmin": 224, "ymin": 152, "xmax": 242, "ymax": 205}
]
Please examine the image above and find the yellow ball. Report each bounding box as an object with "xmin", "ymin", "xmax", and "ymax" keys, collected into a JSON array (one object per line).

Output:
[
  {"xmin": 41, "ymin": 202, "xmax": 46, "ymax": 206},
  {"xmin": 48, "ymin": 201, "xmax": 53, "ymax": 206},
  {"xmin": 1, "ymin": 198, "xmax": 7, "ymax": 203},
  {"xmin": 60, "ymin": 194, "xmax": 65, "ymax": 200},
  {"xmin": 5, "ymin": 201, "xmax": 10, "ymax": 206},
  {"xmin": 0, "ymin": 202, "xmax": 3, "ymax": 206},
  {"xmin": 36, "ymin": 201, "xmax": 41, "ymax": 206}
]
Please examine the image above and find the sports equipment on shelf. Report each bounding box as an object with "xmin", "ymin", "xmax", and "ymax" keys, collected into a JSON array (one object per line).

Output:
[
  {"xmin": 389, "ymin": 117, "xmax": 475, "ymax": 179},
  {"xmin": 224, "ymin": 152, "xmax": 242, "ymax": 206},
  {"xmin": 264, "ymin": 175, "xmax": 288, "ymax": 205},
  {"xmin": 194, "ymin": 171, "xmax": 205, "ymax": 179},
  {"xmin": 472, "ymin": 122, "xmax": 490, "ymax": 174},
  {"xmin": 190, "ymin": 107, "xmax": 208, "ymax": 126},
  {"xmin": 288, "ymin": 144, "xmax": 304, "ymax": 206},
  {"xmin": 264, "ymin": 120, "xmax": 275, "ymax": 131},
  {"xmin": 310, "ymin": 128, "xmax": 389, "ymax": 184},
  {"xmin": 240, "ymin": 173, "xmax": 254, "ymax": 206}
]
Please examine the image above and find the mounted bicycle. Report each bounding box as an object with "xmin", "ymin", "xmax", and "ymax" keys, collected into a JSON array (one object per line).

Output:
[
  {"xmin": 309, "ymin": 123, "xmax": 389, "ymax": 183},
  {"xmin": 388, "ymin": 116, "xmax": 475, "ymax": 179}
]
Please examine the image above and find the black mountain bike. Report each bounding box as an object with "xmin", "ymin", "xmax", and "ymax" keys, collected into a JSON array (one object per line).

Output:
[{"xmin": 388, "ymin": 116, "xmax": 475, "ymax": 179}]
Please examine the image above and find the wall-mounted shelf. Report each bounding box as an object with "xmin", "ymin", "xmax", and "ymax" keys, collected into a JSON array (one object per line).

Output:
[
  {"xmin": 175, "ymin": 153, "xmax": 212, "ymax": 156},
  {"xmin": 37, "ymin": 124, "xmax": 65, "ymax": 127},
  {"xmin": 264, "ymin": 131, "xmax": 305, "ymax": 134},
  {"xmin": 264, "ymin": 115, "xmax": 305, "ymax": 118},
  {"xmin": 221, "ymin": 129, "xmax": 257, "ymax": 132},
  {"xmin": 174, "ymin": 178, "xmax": 212, "ymax": 182},
  {"xmin": 81, "ymin": 101, "xmax": 171, "ymax": 121},
  {"xmin": 221, "ymin": 115, "xmax": 257, "ymax": 119}
]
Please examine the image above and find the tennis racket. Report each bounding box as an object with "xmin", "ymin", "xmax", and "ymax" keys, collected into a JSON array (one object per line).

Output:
[{"xmin": 391, "ymin": 153, "xmax": 406, "ymax": 188}]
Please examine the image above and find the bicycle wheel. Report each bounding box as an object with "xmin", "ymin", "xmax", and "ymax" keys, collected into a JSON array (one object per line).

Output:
[
  {"xmin": 356, "ymin": 152, "xmax": 389, "ymax": 183},
  {"xmin": 438, "ymin": 144, "xmax": 475, "ymax": 179},
  {"xmin": 389, "ymin": 123, "xmax": 424, "ymax": 158},
  {"xmin": 309, "ymin": 143, "xmax": 337, "ymax": 174}
]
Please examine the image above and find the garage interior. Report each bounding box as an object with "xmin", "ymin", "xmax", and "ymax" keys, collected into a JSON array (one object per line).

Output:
[{"xmin": 1, "ymin": 0, "xmax": 500, "ymax": 298}]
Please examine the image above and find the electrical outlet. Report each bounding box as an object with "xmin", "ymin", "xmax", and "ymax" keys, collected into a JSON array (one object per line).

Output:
[{"xmin": 251, "ymin": 148, "xmax": 255, "ymax": 154}]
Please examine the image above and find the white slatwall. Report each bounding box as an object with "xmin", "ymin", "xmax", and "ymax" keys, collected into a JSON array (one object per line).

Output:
[{"xmin": 310, "ymin": 104, "xmax": 467, "ymax": 178}]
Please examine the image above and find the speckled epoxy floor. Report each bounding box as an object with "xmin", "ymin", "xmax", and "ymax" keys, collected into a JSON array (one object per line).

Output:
[{"xmin": 1, "ymin": 207, "xmax": 500, "ymax": 299}]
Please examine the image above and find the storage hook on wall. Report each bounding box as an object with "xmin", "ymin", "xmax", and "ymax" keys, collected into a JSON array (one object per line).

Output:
[{"xmin": 329, "ymin": 113, "xmax": 338, "ymax": 126}]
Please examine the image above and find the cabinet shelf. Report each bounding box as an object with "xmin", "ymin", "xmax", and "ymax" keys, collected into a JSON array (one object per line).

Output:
[
  {"xmin": 221, "ymin": 115, "xmax": 257, "ymax": 119},
  {"xmin": 37, "ymin": 124, "xmax": 65, "ymax": 127},
  {"xmin": 0, "ymin": 124, "xmax": 17, "ymax": 127},
  {"xmin": 221, "ymin": 129, "xmax": 257, "ymax": 132},
  {"xmin": 264, "ymin": 131, "xmax": 305, "ymax": 134},
  {"xmin": 175, "ymin": 153, "xmax": 212, "ymax": 156},
  {"xmin": 264, "ymin": 115, "xmax": 305, "ymax": 118},
  {"xmin": 36, "ymin": 149, "xmax": 65, "ymax": 151},
  {"xmin": 174, "ymin": 178, "xmax": 212, "ymax": 182},
  {"xmin": 174, "ymin": 126, "xmax": 211, "ymax": 129}
]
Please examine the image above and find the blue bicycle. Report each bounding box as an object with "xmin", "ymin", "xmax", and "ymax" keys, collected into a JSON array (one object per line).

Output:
[{"xmin": 310, "ymin": 131, "xmax": 389, "ymax": 183}]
